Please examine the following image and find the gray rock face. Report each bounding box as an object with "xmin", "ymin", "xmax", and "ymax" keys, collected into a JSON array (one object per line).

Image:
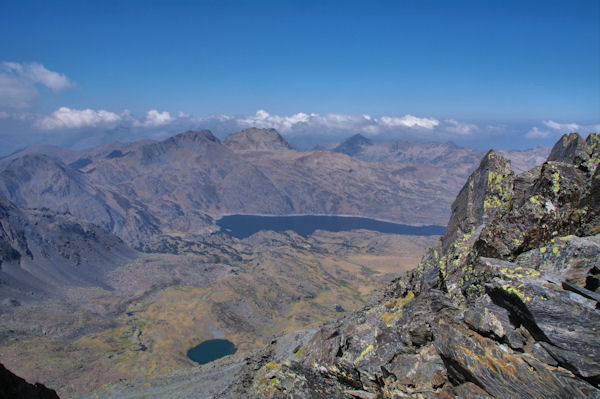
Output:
[{"xmin": 442, "ymin": 151, "xmax": 514, "ymax": 251}]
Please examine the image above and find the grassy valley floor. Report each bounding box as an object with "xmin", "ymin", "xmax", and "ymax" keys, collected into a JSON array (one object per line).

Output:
[{"xmin": 0, "ymin": 230, "xmax": 437, "ymax": 398}]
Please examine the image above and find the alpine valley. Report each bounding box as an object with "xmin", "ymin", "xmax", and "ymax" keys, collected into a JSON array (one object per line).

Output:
[{"xmin": 7, "ymin": 128, "xmax": 597, "ymax": 399}]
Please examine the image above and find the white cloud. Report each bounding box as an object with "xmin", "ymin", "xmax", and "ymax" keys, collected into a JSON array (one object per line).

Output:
[
  {"xmin": 525, "ymin": 127, "xmax": 551, "ymax": 139},
  {"xmin": 542, "ymin": 120, "xmax": 580, "ymax": 132},
  {"xmin": 524, "ymin": 120, "xmax": 600, "ymax": 140},
  {"xmin": 3, "ymin": 62, "xmax": 73, "ymax": 92},
  {"xmin": 238, "ymin": 109, "xmax": 314, "ymax": 132},
  {"xmin": 142, "ymin": 109, "xmax": 173, "ymax": 127},
  {"xmin": 236, "ymin": 110, "xmax": 442, "ymax": 136},
  {"xmin": 11, "ymin": 107, "xmax": 530, "ymax": 147},
  {"xmin": 0, "ymin": 62, "xmax": 74, "ymax": 108},
  {"xmin": 35, "ymin": 107, "xmax": 176, "ymax": 130},
  {"xmin": 444, "ymin": 119, "xmax": 478, "ymax": 135},
  {"xmin": 38, "ymin": 107, "xmax": 121, "ymax": 130},
  {"xmin": 379, "ymin": 114, "xmax": 440, "ymax": 129}
]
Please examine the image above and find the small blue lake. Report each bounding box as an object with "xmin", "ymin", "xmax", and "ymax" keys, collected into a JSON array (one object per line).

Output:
[
  {"xmin": 217, "ymin": 214, "xmax": 445, "ymax": 239},
  {"xmin": 187, "ymin": 339, "xmax": 237, "ymax": 365}
]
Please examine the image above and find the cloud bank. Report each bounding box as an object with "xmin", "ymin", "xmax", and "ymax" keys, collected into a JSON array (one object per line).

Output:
[
  {"xmin": 233, "ymin": 110, "xmax": 468, "ymax": 138},
  {"xmin": 37, "ymin": 107, "xmax": 179, "ymax": 130},
  {"xmin": 1, "ymin": 106, "xmax": 598, "ymax": 156},
  {"xmin": 525, "ymin": 120, "xmax": 600, "ymax": 139},
  {"xmin": 0, "ymin": 62, "xmax": 74, "ymax": 107},
  {"xmin": 28, "ymin": 107, "xmax": 489, "ymax": 143},
  {"xmin": 10, "ymin": 107, "xmax": 599, "ymax": 142},
  {"xmin": 38, "ymin": 107, "xmax": 122, "ymax": 129}
]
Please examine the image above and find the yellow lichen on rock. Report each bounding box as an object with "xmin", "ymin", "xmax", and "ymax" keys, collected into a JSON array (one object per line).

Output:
[{"xmin": 354, "ymin": 344, "xmax": 374, "ymax": 364}]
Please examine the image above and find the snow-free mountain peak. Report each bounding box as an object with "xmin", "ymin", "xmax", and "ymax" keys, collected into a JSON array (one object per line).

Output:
[
  {"xmin": 332, "ymin": 133, "xmax": 373, "ymax": 156},
  {"xmin": 224, "ymin": 127, "xmax": 293, "ymax": 151}
]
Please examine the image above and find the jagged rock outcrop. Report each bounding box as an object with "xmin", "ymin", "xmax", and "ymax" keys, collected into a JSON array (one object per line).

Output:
[{"xmin": 225, "ymin": 133, "xmax": 600, "ymax": 398}]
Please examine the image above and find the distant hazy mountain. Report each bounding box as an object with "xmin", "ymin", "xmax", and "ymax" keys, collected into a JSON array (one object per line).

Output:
[
  {"xmin": 332, "ymin": 133, "xmax": 373, "ymax": 156},
  {"xmin": 223, "ymin": 127, "xmax": 293, "ymax": 151},
  {"xmin": 0, "ymin": 128, "xmax": 547, "ymax": 249},
  {"xmin": 321, "ymin": 133, "xmax": 549, "ymax": 174}
]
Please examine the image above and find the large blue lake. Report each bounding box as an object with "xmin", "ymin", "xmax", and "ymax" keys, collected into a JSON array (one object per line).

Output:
[{"xmin": 217, "ymin": 214, "xmax": 445, "ymax": 239}]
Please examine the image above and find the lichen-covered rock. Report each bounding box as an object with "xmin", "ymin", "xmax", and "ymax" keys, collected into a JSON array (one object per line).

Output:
[
  {"xmin": 433, "ymin": 321, "xmax": 597, "ymax": 399},
  {"xmin": 515, "ymin": 235, "xmax": 600, "ymax": 291},
  {"xmin": 548, "ymin": 132, "xmax": 600, "ymax": 173},
  {"xmin": 442, "ymin": 151, "xmax": 514, "ymax": 251}
]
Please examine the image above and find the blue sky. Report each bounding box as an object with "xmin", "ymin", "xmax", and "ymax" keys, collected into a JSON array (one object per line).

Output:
[{"xmin": 0, "ymin": 0, "xmax": 599, "ymax": 154}]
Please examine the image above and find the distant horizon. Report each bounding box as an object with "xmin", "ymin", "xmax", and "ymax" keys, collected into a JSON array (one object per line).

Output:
[
  {"xmin": 1, "ymin": 0, "xmax": 599, "ymax": 154},
  {"xmin": 2, "ymin": 122, "xmax": 592, "ymax": 159}
]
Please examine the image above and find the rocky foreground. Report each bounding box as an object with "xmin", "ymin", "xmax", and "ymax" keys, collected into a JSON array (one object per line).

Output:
[{"xmin": 87, "ymin": 132, "xmax": 600, "ymax": 399}]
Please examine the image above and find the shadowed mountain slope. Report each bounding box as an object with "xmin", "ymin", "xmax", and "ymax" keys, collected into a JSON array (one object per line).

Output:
[
  {"xmin": 0, "ymin": 198, "xmax": 136, "ymax": 302},
  {"xmin": 332, "ymin": 134, "xmax": 373, "ymax": 156}
]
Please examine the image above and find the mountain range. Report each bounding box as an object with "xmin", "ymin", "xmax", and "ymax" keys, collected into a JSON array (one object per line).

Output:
[
  {"xmin": 317, "ymin": 133, "xmax": 549, "ymax": 175},
  {"xmin": 0, "ymin": 129, "xmax": 548, "ymax": 250}
]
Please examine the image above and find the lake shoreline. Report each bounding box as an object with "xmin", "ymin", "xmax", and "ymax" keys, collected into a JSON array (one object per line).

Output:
[
  {"xmin": 214, "ymin": 212, "xmax": 448, "ymax": 228},
  {"xmin": 216, "ymin": 214, "xmax": 446, "ymax": 239}
]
